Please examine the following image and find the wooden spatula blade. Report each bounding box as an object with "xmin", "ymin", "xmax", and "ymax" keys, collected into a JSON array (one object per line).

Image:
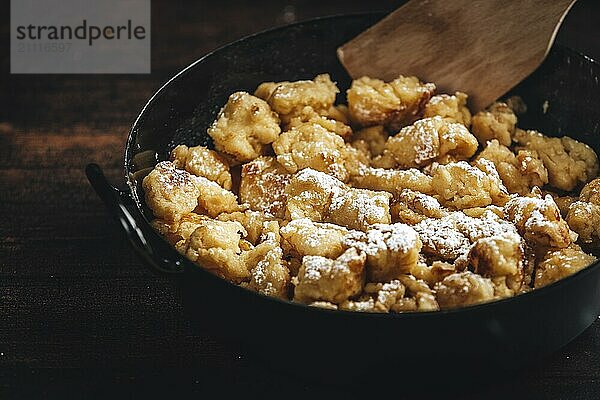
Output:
[{"xmin": 338, "ymin": 0, "xmax": 576, "ymax": 111}]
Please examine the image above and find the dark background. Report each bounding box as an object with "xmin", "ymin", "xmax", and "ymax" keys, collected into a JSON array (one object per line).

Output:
[{"xmin": 1, "ymin": 0, "xmax": 600, "ymax": 398}]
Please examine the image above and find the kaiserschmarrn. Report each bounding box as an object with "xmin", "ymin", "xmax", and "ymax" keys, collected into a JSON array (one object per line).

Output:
[{"xmin": 143, "ymin": 73, "xmax": 599, "ymax": 312}]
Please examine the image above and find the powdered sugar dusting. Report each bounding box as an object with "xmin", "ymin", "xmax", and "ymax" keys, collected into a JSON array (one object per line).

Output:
[
  {"xmin": 450, "ymin": 211, "xmax": 517, "ymax": 242},
  {"xmin": 294, "ymin": 167, "xmax": 344, "ymax": 192},
  {"xmin": 400, "ymin": 117, "xmax": 441, "ymax": 164},
  {"xmin": 415, "ymin": 210, "xmax": 523, "ymax": 262},
  {"xmin": 155, "ymin": 161, "xmax": 198, "ymax": 192},
  {"xmin": 414, "ymin": 215, "xmax": 470, "ymax": 261},
  {"xmin": 280, "ymin": 218, "xmax": 350, "ymax": 248},
  {"xmin": 330, "ymin": 189, "xmax": 390, "ymax": 228},
  {"xmin": 345, "ymin": 223, "xmax": 419, "ymax": 256}
]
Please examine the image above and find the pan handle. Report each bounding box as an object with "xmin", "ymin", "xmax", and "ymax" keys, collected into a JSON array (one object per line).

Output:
[{"xmin": 85, "ymin": 163, "xmax": 185, "ymax": 275}]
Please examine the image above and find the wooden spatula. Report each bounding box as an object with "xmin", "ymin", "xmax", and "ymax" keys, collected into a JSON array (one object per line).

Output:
[{"xmin": 338, "ymin": 0, "xmax": 576, "ymax": 111}]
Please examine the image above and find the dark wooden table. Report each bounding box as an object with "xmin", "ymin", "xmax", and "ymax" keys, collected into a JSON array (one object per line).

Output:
[{"xmin": 1, "ymin": 1, "xmax": 600, "ymax": 398}]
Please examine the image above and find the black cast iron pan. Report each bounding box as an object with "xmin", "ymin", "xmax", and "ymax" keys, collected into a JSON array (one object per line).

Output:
[{"xmin": 86, "ymin": 13, "xmax": 600, "ymax": 380}]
